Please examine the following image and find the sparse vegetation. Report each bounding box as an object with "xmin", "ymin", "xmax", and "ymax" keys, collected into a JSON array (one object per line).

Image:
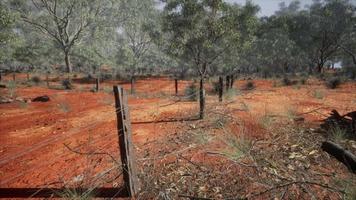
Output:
[{"xmin": 221, "ymin": 132, "xmax": 252, "ymax": 161}]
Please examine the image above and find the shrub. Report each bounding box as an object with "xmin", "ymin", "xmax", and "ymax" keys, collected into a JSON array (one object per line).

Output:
[
  {"xmin": 100, "ymin": 73, "xmax": 113, "ymax": 81},
  {"xmin": 61, "ymin": 79, "xmax": 73, "ymax": 90},
  {"xmin": 244, "ymin": 81, "xmax": 255, "ymax": 90},
  {"xmin": 31, "ymin": 76, "xmax": 41, "ymax": 85},
  {"xmin": 299, "ymin": 78, "xmax": 307, "ymax": 85},
  {"xmin": 281, "ymin": 77, "xmax": 292, "ymax": 86},
  {"xmin": 211, "ymin": 81, "xmax": 220, "ymax": 94},
  {"xmin": 329, "ymin": 125, "xmax": 347, "ymax": 143},
  {"xmin": 313, "ymin": 90, "xmax": 324, "ymax": 99},
  {"xmin": 326, "ymin": 77, "xmax": 341, "ymax": 89},
  {"xmin": 184, "ymin": 84, "xmax": 198, "ymax": 101},
  {"xmin": 7, "ymin": 81, "xmax": 17, "ymax": 97},
  {"xmin": 343, "ymin": 66, "xmax": 356, "ymax": 80},
  {"xmin": 222, "ymin": 133, "xmax": 252, "ymax": 161}
]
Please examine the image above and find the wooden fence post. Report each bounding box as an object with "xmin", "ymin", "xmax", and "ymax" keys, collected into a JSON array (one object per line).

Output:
[
  {"xmin": 219, "ymin": 76, "xmax": 223, "ymax": 102},
  {"xmin": 96, "ymin": 78, "xmax": 100, "ymax": 92},
  {"xmin": 175, "ymin": 79, "xmax": 178, "ymax": 95},
  {"xmin": 113, "ymin": 86, "xmax": 140, "ymax": 197}
]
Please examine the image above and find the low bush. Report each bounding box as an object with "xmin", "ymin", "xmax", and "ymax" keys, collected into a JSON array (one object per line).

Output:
[
  {"xmin": 61, "ymin": 79, "xmax": 73, "ymax": 90},
  {"xmin": 31, "ymin": 76, "xmax": 41, "ymax": 85},
  {"xmin": 211, "ymin": 81, "xmax": 221, "ymax": 94},
  {"xmin": 326, "ymin": 77, "xmax": 341, "ymax": 89},
  {"xmin": 244, "ymin": 81, "xmax": 255, "ymax": 90},
  {"xmin": 299, "ymin": 78, "xmax": 307, "ymax": 85},
  {"xmin": 184, "ymin": 84, "xmax": 198, "ymax": 101},
  {"xmin": 100, "ymin": 73, "xmax": 113, "ymax": 81},
  {"xmin": 281, "ymin": 77, "xmax": 292, "ymax": 86}
]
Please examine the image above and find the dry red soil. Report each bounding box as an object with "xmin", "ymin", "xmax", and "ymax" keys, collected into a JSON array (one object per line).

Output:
[{"xmin": 0, "ymin": 75, "xmax": 356, "ymax": 198}]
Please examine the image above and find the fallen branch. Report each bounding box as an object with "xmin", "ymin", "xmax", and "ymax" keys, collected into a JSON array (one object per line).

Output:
[
  {"xmin": 321, "ymin": 141, "xmax": 356, "ymax": 173},
  {"xmin": 63, "ymin": 143, "xmax": 121, "ymax": 166}
]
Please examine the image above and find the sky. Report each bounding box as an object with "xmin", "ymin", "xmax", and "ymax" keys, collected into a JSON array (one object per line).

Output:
[
  {"xmin": 226, "ymin": 0, "xmax": 315, "ymax": 16},
  {"xmin": 157, "ymin": 0, "xmax": 356, "ymax": 17}
]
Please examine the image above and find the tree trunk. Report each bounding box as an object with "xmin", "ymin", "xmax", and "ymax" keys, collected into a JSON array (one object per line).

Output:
[
  {"xmin": 131, "ymin": 76, "xmax": 135, "ymax": 94},
  {"xmin": 12, "ymin": 73, "xmax": 16, "ymax": 81},
  {"xmin": 175, "ymin": 79, "xmax": 178, "ymax": 96},
  {"xmin": 230, "ymin": 75, "xmax": 234, "ymax": 89},
  {"xmin": 317, "ymin": 64, "xmax": 323, "ymax": 73},
  {"xmin": 218, "ymin": 76, "xmax": 223, "ymax": 102},
  {"xmin": 226, "ymin": 75, "xmax": 230, "ymax": 91},
  {"xmin": 322, "ymin": 141, "xmax": 356, "ymax": 173},
  {"xmin": 199, "ymin": 77, "xmax": 205, "ymax": 119},
  {"xmin": 27, "ymin": 72, "xmax": 30, "ymax": 81},
  {"xmin": 64, "ymin": 52, "xmax": 72, "ymax": 73}
]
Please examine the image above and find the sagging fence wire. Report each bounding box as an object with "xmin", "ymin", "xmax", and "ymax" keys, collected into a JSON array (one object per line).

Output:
[
  {"xmin": 0, "ymin": 129, "xmax": 121, "ymax": 186},
  {"xmin": 1, "ymin": 82, "xmax": 224, "ymax": 198}
]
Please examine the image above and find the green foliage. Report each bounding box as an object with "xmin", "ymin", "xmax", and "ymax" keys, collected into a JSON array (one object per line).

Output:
[
  {"xmin": 0, "ymin": 2, "xmax": 17, "ymax": 63},
  {"xmin": 161, "ymin": 0, "xmax": 259, "ymax": 77}
]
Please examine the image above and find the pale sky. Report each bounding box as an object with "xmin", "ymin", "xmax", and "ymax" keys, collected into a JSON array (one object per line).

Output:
[
  {"xmin": 157, "ymin": 0, "xmax": 356, "ymax": 17},
  {"xmin": 226, "ymin": 0, "xmax": 314, "ymax": 16}
]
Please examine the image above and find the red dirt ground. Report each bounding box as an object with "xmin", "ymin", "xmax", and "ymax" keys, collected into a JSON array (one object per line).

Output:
[{"xmin": 1, "ymin": 75, "xmax": 356, "ymax": 198}]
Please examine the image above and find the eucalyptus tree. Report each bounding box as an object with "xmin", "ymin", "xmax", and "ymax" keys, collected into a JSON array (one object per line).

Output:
[
  {"xmin": 12, "ymin": 0, "xmax": 113, "ymax": 73},
  {"xmin": 161, "ymin": 0, "xmax": 258, "ymax": 119},
  {"xmin": 119, "ymin": 0, "xmax": 157, "ymax": 74},
  {"xmin": 338, "ymin": 6, "xmax": 356, "ymax": 67},
  {"xmin": 288, "ymin": 0, "xmax": 355, "ymax": 73},
  {"xmin": 219, "ymin": 2, "xmax": 259, "ymax": 79},
  {"xmin": 0, "ymin": 2, "xmax": 16, "ymax": 66}
]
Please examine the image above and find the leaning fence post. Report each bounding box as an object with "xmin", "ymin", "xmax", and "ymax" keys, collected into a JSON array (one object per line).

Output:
[
  {"xmin": 113, "ymin": 86, "xmax": 140, "ymax": 197},
  {"xmin": 96, "ymin": 78, "xmax": 100, "ymax": 92},
  {"xmin": 175, "ymin": 79, "xmax": 178, "ymax": 95}
]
